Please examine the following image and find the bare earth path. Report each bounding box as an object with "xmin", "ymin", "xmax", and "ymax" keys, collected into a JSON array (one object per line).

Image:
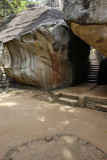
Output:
[{"xmin": 0, "ymin": 89, "xmax": 107, "ymax": 159}]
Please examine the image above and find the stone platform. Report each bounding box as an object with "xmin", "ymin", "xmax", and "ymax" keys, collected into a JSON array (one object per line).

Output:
[
  {"xmin": 51, "ymin": 83, "xmax": 107, "ymax": 111},
  {"xmin": 2, "ymin": 135, "xmax": 107, "ymax": 160}
]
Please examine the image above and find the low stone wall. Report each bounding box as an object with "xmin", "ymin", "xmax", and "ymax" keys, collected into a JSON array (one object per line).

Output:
[
  {"xmin": 84, "ymin": 96, "xmax": 107, "ymax": 112},
  {"xmin": 51, "ymin": 90, "xmax": 107, "ymax": 112}
]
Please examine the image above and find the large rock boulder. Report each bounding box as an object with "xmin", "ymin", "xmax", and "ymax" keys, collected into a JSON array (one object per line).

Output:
[
  {"xmin": 0, "ymin": 7, "xmax": 73, "ymax": 89},
  {"xmin": 70, "ymin": 23, "xmax": 107, "ymax": 57},
  {"xmin": 63, "ymin": 0, "xmax": 107, "ymax": 58},
  {"xmin": 63, "ymin": 0, "xmax": 107, "ymax": 25}
]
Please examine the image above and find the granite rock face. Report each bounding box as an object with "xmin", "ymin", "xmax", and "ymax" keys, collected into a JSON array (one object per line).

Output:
[
  {"xmin": 63, "ymin": 0, "xmax": 107, "ymax": 25},
  {"xmin": 0, "ymin": 7, "xmax": 73, "ymax": 89}
]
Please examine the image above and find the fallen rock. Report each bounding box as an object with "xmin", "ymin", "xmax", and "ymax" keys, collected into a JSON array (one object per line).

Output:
[
  {"xmin": 45, "ymin": 136, "xmax": 53, "ymax": 142},
  {"xmin": 0, "ymin": 7, "xmax": 73, "ymax": 89}
]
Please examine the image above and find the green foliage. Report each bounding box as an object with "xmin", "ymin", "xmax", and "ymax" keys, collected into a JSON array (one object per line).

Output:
[
  {"xmin": 17, "ymin": 0, "xmax": 35, "ymax": 12},
  {"xmin": 0, "ymin": 0, "xmax": 21, "ymax": 18},
  {"xmin": 17, "ymin": 0, "xmax": 46, "ymax": 12},
  {"xmin": 0, "ymin": 0, "xmax": 46, "ymax": 18}
]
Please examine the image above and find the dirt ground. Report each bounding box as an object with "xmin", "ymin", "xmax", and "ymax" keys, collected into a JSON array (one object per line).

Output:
[{"xmin": 0, "ymin": 88, "xmax": 107, "ymax": 159}]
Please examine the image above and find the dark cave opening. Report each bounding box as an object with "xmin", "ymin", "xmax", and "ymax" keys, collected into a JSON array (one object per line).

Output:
[
  {"xmin": 68, "ymin": 33, "xmax": 107, "ymax": 86},
  {"xmin": 68, "ymin": 33, "xmax": 90, "ymax": 86}
]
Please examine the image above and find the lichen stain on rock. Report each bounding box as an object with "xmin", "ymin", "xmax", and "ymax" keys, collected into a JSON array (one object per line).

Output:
[{"xmin": 49, "ymin": 52, "xmax": 63, "ymax": 86}]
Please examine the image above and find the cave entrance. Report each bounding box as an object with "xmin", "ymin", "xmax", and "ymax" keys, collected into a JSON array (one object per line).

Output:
[{"xmin": 68, "ymin": 34, "xmax": 107, "ymax": 86}]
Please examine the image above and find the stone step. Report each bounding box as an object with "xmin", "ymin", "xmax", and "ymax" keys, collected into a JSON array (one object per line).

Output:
[
  {"xmin": 89, "ymin": 65, "xmax": 99, "ymax": 68},
  {"xmin": 51, "ymin": 92, "xmax": 79, "ymax": 106},
  {"xmin": 86, "ymin": 80, "xmax": 98, "ymax": 82},
  {"xmin": 89, "ymin": 68, "xmax": 99, "ymax": 70},
  {"xmin": 88, "ymin": 70, "xmax": 99, "ymax": 72},
  {"xmin": 88, "ymin": 74, "xmax": 98, "ymax": 77},
  {"xmin": 90, "ymin": 63, "xmax": 99, "ymax": 64},
  {"xmin": 87, "ymin": 79, "xmax": 98, "ymax": 81},
  {"xmin": 90, "ymin": 60, "xmax": 99, "ymax": 62},
  {"xmin": 87, "ymin": 74, "xmax": 98, "ymax": 76},
  {"xmin": 88, "ymin": 74, "xmax": 98, "ymax": 76},
  {"xmin": 89, "ymin": 68, "xmax": 99, "ymax": 71},
  {"xmin": 89, "ymin": 65, "xmax": 99, "ymax": 67},
  {"xmin": 89, "ymin": 66, "xmax": 99, "ymax": 68},
  {"xmin": 52, "ymin": 92, "xmax": 78, "ymax": 100},
  {"xmin": 90, "ymin": 61, "xmax": 99, "ymax": 63},
  {"xmin": 85, "ymin": 103, "xmax": 95, "ymax": 109},
  {"xmin": 89, "ymin": 64, "xmax": 99, "ymax": 66},
  {"xmin": 88, "ymin": 70, "xmax": 99, "ymax": 73},
  {"xmin": 95, "ymin": 104, "xmax": 107, "ymax": 112},
  {"xmin": 88, "ymin": 77, "xmax": 98, "ymax": 79},
  {"xmin": 86, "ymin": 79, "xmax": 97, "ymax": 81},
  {"xmin": 85, "ymin": 102, "xmax": 107, "ymax": 112},
  {"xmin": 87, "ymin": 77, "xmax": 98, "ymax": 80},
  {"xmin": 85, "ymin": 80, "xmax": 97, "ymax": 83},
  {"xmin": 57, "ymin": 97, "xmax": 78, "ymax": 106},
  {"xmin": 89, "ymin": 67, "xmax": 99, "ymax": 69},
  {"xmin": 90, "ymin": 64, "xmax": 99, "ymax": 65},
  {"xmin": 88, "ymin": 73, "xmax": 98, "ymax": 76},
  {"xmin": 88, "ymin": 72, "xmax": 98, "ymax": 75}
]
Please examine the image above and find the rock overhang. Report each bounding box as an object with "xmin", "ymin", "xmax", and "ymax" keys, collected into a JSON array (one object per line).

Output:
[
  {"xmin": 63, "ymin": 0, "xmax": 107, "ymax": 25},
  {"xmin": 63, "ymin": 0, "xmax": 107, "ymax": 58}
]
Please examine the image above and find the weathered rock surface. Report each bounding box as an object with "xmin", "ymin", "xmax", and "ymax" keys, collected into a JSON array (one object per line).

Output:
[
  {"xmin": 63, "ymin": 0, "xmax": 107, "ymax": 25},
  {"xmin": 46, "ymin": 0, "xmax": 63, "ymax": 8},
  {"xmin": 63, "ymin": 0, "xmax": 107, "ymax": 58},
  {"xmin": 0, "ymin": 7, "xmax": 73, "ymax": 89},
  {"xmin": 70, "ymin": 22, "xmax": 107, "ymax": 58}
]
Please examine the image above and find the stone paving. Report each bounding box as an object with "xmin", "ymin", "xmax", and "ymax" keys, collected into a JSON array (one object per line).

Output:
[{"xmin": 2, "ymin": 135, "xmax": 107, "ymax": 160}]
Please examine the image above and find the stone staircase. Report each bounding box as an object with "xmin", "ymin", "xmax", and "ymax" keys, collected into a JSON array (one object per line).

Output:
[
  {"xmin": 85, "ymin": 49, "xmax": 100, "ymax": 83},
  {"xmin": 86, "ymin": 65, "xmax": 100, "ymax": 83}
]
